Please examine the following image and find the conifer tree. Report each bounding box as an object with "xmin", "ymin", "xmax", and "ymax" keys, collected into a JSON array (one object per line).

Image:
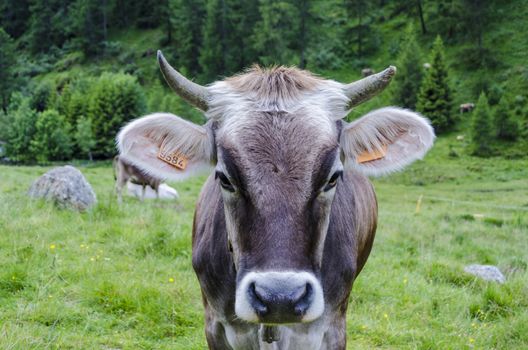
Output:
[
  {"xmin": 27, "ymin": 0, "xmax": 71, "ymax": 53},
  {"xmin": 199, "ymin": 0, "xmax": 261, "ymax": 80},
  {"xmin": 225, "ymin": 0, "xmax": 260, "ymax": 71},
  {"xmin": 470, "ymin": 92, "xmax": 493, "ymax": 157},
  {"xmin": 512, "ymin": 95, "xmax": 528, "ymax": 140},
  {"xmin": 416, "ymin": 35, "xmax": 453, "ymax": 133},
  {"xmin": 391, "ymin": 25, "xmax": 423, "ymax": 109},
  {"xmin": 494, "ymin": 95, "xmax": 518, "ymax": 141},
  {"xmin": 199, "ymin": 0, "xmax": 228, "ymax": 80},
  {"xmin": 87, "ymin": 73, "xmax": 145, "ymax": 158},
  {"xmin": 71, "ymin": 0, "xmax": 108, "ymax": 56},
  {"xmin": 170, "ymin": 0, "xmax": 206, "ymax": 76},
  {"xmin": 251, "ymin": 0, "xmax": 298, "ymax": 66},
  {"xmin": 0, "ymin": 28, "xmax": 16, "ymax": 112},
  {"xmin": 343, "ymin": 0, "xmax": 374, "ymax": 59},
  {"xmin": 0, "ymin": 0, "xmax": 30, "ymax": 38}
]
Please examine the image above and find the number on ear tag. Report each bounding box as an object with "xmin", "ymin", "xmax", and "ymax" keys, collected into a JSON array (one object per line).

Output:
[
  {"xmin": 356, "ymin": 145, "xmax": 387, "ymax": 164},
  {"xmin": 158, "ymin": 148, "xmax": 188, "ymax": 170}
]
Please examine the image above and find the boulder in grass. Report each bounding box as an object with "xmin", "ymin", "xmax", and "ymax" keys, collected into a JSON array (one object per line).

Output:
[
  {"xmin": 464, "ymin": 264, "xmax": 506, "ymax": 284},
  {"xmin": 28, "ymin": 166, "xmax": 96, "ymax": 211}
]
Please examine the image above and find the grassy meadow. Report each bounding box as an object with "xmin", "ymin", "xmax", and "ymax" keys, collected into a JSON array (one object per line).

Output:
[{"xmin": 0, "ymin": 136, "xmax": 527, "ymax": 350}]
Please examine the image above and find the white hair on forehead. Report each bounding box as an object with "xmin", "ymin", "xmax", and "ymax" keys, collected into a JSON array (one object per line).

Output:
[
  {"xmin": 205, "ymin": 79, "xmax": 349, "ymax": 144},
  {"xmin": 206, "ymin": 79, "xmax": 349, "ymax": 121}
]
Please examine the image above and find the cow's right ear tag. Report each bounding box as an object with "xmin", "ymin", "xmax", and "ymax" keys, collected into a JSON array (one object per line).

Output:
[
  {"xmin": 158, "ymin": 147, "xmax": 188, "ymax": 170},
  {"xmin": 356, "ymin": 145, "xmax": 387, "ymax": 164}
]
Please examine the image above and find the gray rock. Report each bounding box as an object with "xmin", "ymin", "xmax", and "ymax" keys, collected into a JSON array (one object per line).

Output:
[
  {"xmin": 464, "ymin": 264, "xmax": 505, "ymax": 283},
  {"xmin": 28, "ymin": 165, "xmax": 96, "ymax": 211}
]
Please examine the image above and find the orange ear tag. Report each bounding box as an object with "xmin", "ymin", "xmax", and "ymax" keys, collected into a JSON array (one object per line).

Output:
[
  {"xmin": 356, "ymin": 145, "xmax": 388, "ymax": 164},
  {"xmin": 157, "ymin": 148, "xmax": 188, "ymax": 170}
]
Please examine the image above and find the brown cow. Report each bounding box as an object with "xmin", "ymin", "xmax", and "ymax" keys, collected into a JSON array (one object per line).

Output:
[
  {"xmin": 361, "ymin": 68, "xmax": 374, "ymax": 77},
  {"xmin": 113, "ymin": 155, "xmax": 161, "ymax": 203},
  {"xmin": 460, "ymin": 103, "xmax": 475, "ymax": 113},
  {"xmin": 117, "ymin": 51, "xmax": 435, "ymax": 349}
]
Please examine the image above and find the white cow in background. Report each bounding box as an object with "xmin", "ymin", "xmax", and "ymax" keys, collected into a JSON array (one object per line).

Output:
[{"xmin": 126, "ymin": 182, "xmax": 179, "ymax": 200}]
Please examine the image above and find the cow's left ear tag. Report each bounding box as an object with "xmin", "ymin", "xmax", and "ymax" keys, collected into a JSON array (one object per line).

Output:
[
  {"xmin": 356, "ymin": 145, "xmax": 387, "ymax": 164},
  {"xmin": 158, "ymin": 147, "xmax": 188, "ymax": 170}
]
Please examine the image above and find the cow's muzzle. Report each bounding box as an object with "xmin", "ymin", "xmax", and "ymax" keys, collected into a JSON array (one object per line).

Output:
[{"xmin": 235, "ymin": 271, "xmax": 324, "ymax": 324}]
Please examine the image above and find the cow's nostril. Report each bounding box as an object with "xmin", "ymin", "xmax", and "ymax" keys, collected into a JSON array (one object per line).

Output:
[
  {"xmin": 293, "ymin": 283, "xmax": 313, "ymax": 316},
  {"xmin": 248, "ymin": 282, "xmax": 269, "ymax": 317},
  {"xmin": 246, "ymin": 278, "xmax": 318, "ymax": 322}
]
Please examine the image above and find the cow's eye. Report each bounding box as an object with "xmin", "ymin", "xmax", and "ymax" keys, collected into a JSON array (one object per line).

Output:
[
  {"xmin": 215, "ymin": 171, "xmax": 235, "ymax": 192},
  {"xmin": 324, "ymin": 170, "xmax": 342, "ymax": 192}
]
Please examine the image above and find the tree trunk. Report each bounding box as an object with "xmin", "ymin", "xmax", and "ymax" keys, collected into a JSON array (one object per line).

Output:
[
  {"xmin": 2, "ymin": 96, "xmax": 7, "ymax": 113},
  {"xmin": 220, "ymin": 0, "xmax": 227, "ymax": 73},
  {"xmin": 299, "ymin": 0, "xmax": 307, "ymax": 69},
  {"xmin": 357, "ymin": 9, "xmax": 362, "ymax": 58},
  {"xmin": 417, "ymin": 0, "xmax": 427, "ymax": 34},
  {"xmin": 166, "ymin": 0, "xmax": 172, "ymax": 44},
  {"xmin": 102, "ymin": 0, "xmax": 108, "ymax": 41}
]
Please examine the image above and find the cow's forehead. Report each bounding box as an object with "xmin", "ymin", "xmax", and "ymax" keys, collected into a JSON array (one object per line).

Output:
[
  {"xmin": 218, "ymin": 109, "xmax": 337, "ymax": 158},
  {"xmin": 218, "ymin": 106, "xmax": 336, "ymax": 146},
  {"xmin": 205, "ymin": 66, "xmax": 349, "ymax": 124}
]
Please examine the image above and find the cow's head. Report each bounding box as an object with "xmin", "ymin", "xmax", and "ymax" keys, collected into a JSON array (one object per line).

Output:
[{"xmin": 118, "ymin": 51, "xmax": 434, "ymax": 324}]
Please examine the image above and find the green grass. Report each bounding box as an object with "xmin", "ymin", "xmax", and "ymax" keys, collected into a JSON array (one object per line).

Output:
[{"xmin": 0, "ymin": 137, "xmax": 527, "ymax": 349}]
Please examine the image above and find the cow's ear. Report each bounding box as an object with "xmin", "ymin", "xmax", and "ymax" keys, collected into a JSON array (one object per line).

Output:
[
  {"xmin": 117, "ymin": 113, "xmax": 215, "ymax": 181},
  {"xmin": 340, "ymin": 107, "xmax": 435, "ymax": 177}
]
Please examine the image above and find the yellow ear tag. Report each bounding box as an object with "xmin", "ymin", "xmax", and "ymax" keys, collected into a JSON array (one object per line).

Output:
[
  {"xmin": 157, "ymin": 148, "xmax": 188, "ymax": 170},
  {"xmin": 356, "ymin": 145, "xmax": 388, "ymax": 164}
]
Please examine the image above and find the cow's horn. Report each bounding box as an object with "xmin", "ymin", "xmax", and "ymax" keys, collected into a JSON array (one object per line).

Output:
[
  {"xmin": 344, "ymin": 66, "xmax": 396, "ymax": 109},
  {"xmin": 157, "ymin": 50, "xmax": 210, "ymax": 111}
]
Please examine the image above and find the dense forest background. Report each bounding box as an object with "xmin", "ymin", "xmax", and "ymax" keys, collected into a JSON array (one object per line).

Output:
[{"xmin": 0, "ymin": 0, "xmax": 527, "ymax": 162}]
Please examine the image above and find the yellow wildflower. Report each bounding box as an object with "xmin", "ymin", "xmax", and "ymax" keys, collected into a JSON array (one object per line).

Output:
[
  {"xmin": 49, "ymin": 244, "xmax": 56, "ymax": 250},
  {"xmin": 169, "ymin": 277, "xmax": 175, "ymax": 283}
]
